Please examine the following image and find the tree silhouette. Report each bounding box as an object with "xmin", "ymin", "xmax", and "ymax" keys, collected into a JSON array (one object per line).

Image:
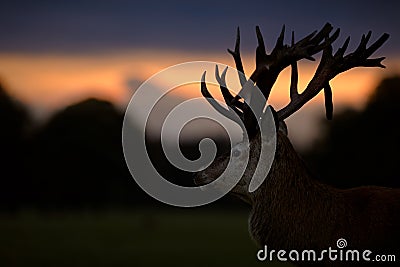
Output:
[
  {"xmin": 305, "ymin": 76, "xmax": 400, "ymax": 188},
  {"xmin": 0, "ymin": 80, "xmax": 244, "ymax": 211},
  {"xmin": 0, "ymin": 82, "xmax": 30, "ymax": 211},
  {"xmin": 27, "ymin": 98, "xmax": 147, "ymax": 209}
]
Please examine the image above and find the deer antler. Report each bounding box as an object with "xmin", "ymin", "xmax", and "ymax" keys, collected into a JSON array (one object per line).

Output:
[
  {"xmin": 201, "ymin": 23, "xmax": 389, "ymax": 136},
  {"xmin": 230, "ymin": 23, "xmax": 339, "ymax": 104},
  {"xmin": 277, "ymin": 31, "xmax": 390, "ymax": 121}
]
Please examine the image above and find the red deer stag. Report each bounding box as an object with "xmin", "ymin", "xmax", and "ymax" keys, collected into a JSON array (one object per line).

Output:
[{"xmin": 194, "ymin": 23, "xmax": 399, "ymax": 266}]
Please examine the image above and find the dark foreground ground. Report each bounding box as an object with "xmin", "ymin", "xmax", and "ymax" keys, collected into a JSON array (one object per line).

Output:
[{"xmin": 0, "ymin": 209, "xmax": 290, "ymax": 267}]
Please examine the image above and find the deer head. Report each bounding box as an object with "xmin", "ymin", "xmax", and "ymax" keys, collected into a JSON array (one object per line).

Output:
[{"xmin": 194, "ymin": 23, "xmax": 389, "ymax": 205}]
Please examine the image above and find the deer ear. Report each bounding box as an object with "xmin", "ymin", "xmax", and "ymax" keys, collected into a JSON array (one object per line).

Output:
[{"xmin": 269, "ymin": 106, "xmax": 288, "ymax": 135}]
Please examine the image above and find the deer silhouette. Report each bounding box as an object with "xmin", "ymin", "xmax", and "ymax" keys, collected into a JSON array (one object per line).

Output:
[{"xmin": 194, "ymin": 23, "xmax": 399, "ymax": 266}]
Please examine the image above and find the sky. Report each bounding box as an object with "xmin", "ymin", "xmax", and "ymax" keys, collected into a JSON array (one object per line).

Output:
[{"xmin": 0, "ymin": 0, "xmax": 399, "ymax": 147}]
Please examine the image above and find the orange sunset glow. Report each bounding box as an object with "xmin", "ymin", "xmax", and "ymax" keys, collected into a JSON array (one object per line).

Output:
[{"xmin": 0, "ymin": 50, "xmax": 398, "ymax": 119}]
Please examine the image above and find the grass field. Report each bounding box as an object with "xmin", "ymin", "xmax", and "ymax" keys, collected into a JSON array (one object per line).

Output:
[{"xmin": 0, "ymin": 208, "xmax": 291, "ymax": 267}]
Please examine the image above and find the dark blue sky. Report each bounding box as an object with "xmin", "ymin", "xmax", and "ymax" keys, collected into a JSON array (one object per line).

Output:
[{"xmin": 0, "ymin": 0, "xmax": 399, "ymax": 56}]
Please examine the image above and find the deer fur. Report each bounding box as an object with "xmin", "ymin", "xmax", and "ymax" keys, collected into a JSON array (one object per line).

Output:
[
  {"xmin": 194, "ymin": 23, "xmax": 398, "ymax": 266},
  {"xmin": 196, "ymin": 127, "xmax": 400, "ymax": 266}
]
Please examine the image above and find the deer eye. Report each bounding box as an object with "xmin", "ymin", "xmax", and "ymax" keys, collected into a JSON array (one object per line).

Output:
[{"xmin": 232, "ymin": 149, "xmax": 241, "ymax": 158}]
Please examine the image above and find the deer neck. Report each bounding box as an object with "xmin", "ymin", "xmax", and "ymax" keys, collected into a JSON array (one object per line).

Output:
[{"xmin": 249, "ymin": 133, "xmax": 345, "ymax": 249}]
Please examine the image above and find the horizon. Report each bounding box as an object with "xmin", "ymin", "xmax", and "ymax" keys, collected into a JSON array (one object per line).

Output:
[{"xmin": 0, "ymin": 0, "xmax": 399, "ymax": 149}]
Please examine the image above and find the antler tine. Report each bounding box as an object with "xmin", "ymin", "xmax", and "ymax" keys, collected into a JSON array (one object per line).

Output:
[
  {"xmin": 277, "ymin": 30, "xmax": 389, "ymax": 121},
  {"xmin": 334, "ymin": 36, "xmax": 350, "ymax": 58},
  {"xmin": 231, "ymin": 25, "xmax": 271, "ymax": 105},
  {"xmin": 227, "ymin": 27, "xmax": 247, "ymax": 87},
  {"xmin": 312, "ymin": 28, "xmax": 340, "ymax": 55},
  {"xmin": 255, "ymin": 26, "xmax": 269, "ymax": 67},
  {"xmin": 200, "ymin": 71, "xmax": 244, "ymax": 127},
  {"xmin": 291, "ymin": 23, "xmax": 333, "ymax": 60},
  {"xmin": 289, "ymin": 31, "xmax": 299, "ymax": 100},
  {"xmin": 365, "ymin": 33, "xmax": 390, "ymax": 58},
  {"xmin": 308, "ymin": 23, "xmax": 334, "ymax": 47},
  {"xmin": 323, "ymin": 83, "xmax": 333, "ymax": 120},
  {"xmin": 274, "ymin": 25, "xmax": 286, "ymax": 50},
  {"xmin": 244, "ymin": 26, "xmax": 277, "ymax": 103},
  {"xmin": 215, "ymin": 65, "xmax": 244, "ymax": 114},
  {"xmin": 202, "ymin": 68, "xmax": 257, "ymax": 135},
  {"xmin": 253, "ymin": 24, "xmax": 336, "ymax": 102},
  {"xmin": 295, "ymin": 29, "xmax": 318, "ymax": 48}
]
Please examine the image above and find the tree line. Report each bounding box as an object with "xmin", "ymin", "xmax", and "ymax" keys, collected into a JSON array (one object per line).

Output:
[{"xmin": 0, "ymin": 76, "xmax": 399, "ymax": 212}]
